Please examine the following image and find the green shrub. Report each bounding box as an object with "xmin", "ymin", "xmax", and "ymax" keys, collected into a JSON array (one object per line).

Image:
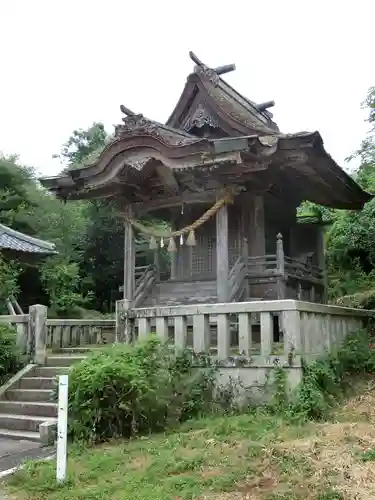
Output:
[
  {"xmin": 0, "ymin": 324, "xmax": 23, "ymax": 384},
  {"xmin": 333, "ymin": 289, "xmax": 375, "ymax": 309},
  {"xmin": 290, "ymin": 330, "xmax": 375, "ymax": 420},
  {"xmin": 66, "ymin": 337, "xmax": 217, "ymax": 442}
]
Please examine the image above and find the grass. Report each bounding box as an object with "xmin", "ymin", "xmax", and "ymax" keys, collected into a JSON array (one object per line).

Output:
[{"xmin": 4, "ymin": 378, "xmax": 375, "ymax": 499}]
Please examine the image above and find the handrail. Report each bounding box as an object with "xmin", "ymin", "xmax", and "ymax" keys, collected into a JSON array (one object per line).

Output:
[
  {"xmin": 246, "ymin": 255, "xmax": 323, "ymax": 281},
  {"xmin": 134, "ymin": 264, "xmax": 156, "ymax": 307},
  {"xmin": 119, "ymin": 266, "xmax": 152, "ymax": 293},
  {"xmin": 247, "ymin": 255, "xmax": 277, "ymax": 274},
  {"xmin": 284, "ymin": 256, "xmax": 322, "ymax": 279},
  {"xmin": 229, "ymin": 256, "xmax": 247, "ymax": 302}
]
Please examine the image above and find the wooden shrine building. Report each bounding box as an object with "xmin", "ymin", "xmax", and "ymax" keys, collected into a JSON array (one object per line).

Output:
[
  {"xmin": 0, "ymin": 223, "xmax": 56, "ymax": 314},
  {"xmin": 41, "ymin": 52, "xmax": 371, "ymax": 308}
]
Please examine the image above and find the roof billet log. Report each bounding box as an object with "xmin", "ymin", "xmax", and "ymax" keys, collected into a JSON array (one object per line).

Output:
[
  {"xmin": 189, "ymin": 51, "xmax": 236, "ymax": 76},
  {"xmin": 257, "ymin": 101, "xmax": 275, "ymax": 111}
]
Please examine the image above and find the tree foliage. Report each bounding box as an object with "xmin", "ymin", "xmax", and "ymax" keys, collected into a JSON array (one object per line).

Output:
[
  {"xmin": 53, "ymin": 122, "xmax": 110, "ymax": 169},
  {"xmin": 326, "ymin": 86, "xmax": 375, "ymax": 303}
]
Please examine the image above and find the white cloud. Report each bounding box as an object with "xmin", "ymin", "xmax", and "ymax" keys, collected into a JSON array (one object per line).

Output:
[{"xmin": 0, "ymin": 0, "xmax": 373, "ymax": 176}]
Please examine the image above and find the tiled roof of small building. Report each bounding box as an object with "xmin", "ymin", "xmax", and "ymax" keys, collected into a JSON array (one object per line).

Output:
[{"xmin": 0, "ymin": 224, "xmax": 57, "ymax": 254}]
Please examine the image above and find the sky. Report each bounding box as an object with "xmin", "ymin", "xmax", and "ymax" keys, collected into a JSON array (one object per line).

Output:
[{"xmin": 0, "ymin": 0, "xmax": 374, "ymax": 177}]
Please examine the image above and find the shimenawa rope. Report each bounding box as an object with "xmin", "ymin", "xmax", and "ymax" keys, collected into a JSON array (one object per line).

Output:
[{"xmin": 124, "ymin": 188, "xmax": 234, "ymax": 251}]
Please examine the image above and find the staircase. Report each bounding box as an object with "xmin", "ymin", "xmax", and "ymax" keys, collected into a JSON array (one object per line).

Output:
[
  {"xmin": 142, "ymin": 280, "xmax": 217, "ymax": 307},
  {"xmin": 0, "ymin": 352, "xmax": 86, "ymax": 443}
]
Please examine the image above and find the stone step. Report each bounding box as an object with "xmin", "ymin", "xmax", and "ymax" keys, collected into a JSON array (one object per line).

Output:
[
  {"xmin": 0, "ymin": 401, "xmax": 57, "ymax": 418},
  {"xmin": 45, "ymin": 355, "xmax": 86, "ymax": 367},
  {"xmin": 0, "ymin": 413, "xmax": 56, "ymax": 433},
  {"xmin": 19, "ymin": 377, "xmax": 56, "ymax": 390},
  {"xmin": 0, "ymin": 427, "xmax": 40, "ymax": 442},
  {"xmin": 6, "ymin": 389, "xmax": 53, "ymax": 403},
  {"xmin": 31, "ymin": 366, "xmax": 69, "ymax": 378},
  {"xmin": 56, "ymin": 347, "xmax": 96, "ymax": 354}
]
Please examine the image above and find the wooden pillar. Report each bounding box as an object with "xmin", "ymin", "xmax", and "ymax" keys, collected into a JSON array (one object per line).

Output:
[
  {"xmin": 240, "ymin": 200, "xmax": 249, "ymax": 299},
  {"xmin": 153, "ymin": 248, "xmax": 160, "ymax": 282},
  {"xmin": 249, "ymin": 195, "xmax": 266, "ymax": 258},
  {"xmin": 170, "ymin": 252, "xmax": 177, "ymax": 280},
  {"xmin": 123, "ymin": 206, "xmax": 135, "ymax": 301},
  {"xmin": 316, "ymin": 224, "xmax": 327, "ymax": 303},
  {"xmin": 216, "ymin": 203, "xmax": 229, "ymax": 302},
  {"xmin": 170, "ymin": 219, "xmax": 177, "ymax": 280}
]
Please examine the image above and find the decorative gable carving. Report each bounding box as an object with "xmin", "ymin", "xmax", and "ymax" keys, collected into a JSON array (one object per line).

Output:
[
  {"xmin": 183, "ymin": 104, "xmax": 219, "ymax": 132},
  {"xmin": 115, "ymin": 105, "xmax": 201, "ymax": 147}
]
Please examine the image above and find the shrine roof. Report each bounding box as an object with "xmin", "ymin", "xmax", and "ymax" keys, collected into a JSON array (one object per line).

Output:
[
  {"xmin": 167, "ymin": 52, "xmax": 278, "ymax": 135},
  {"xmin": 40, "ymin": 124, "xmax": 371, "ymax": 210},
  {"xmin": 39, "ymin": 52, "xmax": 372, "ymax": 211},
  {"xmin": 0, "ymin": 224, "xmax": 57, "ymax": 254}
]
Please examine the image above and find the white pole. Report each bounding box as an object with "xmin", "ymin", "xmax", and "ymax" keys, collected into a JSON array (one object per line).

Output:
[{"xmin": 56, "ymin": 374, "xmax": 68, "ymax": 483}]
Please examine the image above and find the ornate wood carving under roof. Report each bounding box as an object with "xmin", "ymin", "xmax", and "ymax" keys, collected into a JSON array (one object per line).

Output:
[
  {"xmin": 184, "ymin": 104, "xmax": 219, "ymax": 132},
  {"xmin": 115, "ymin": 105, "xmax": 201, "ymax": 147}
]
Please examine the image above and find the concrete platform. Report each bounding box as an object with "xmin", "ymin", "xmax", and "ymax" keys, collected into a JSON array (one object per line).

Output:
[{"xmin": 0, "ymin": 437, "xmax": 54, "ymax": 473}]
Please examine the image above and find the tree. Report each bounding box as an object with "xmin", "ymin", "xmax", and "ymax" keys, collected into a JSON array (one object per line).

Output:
[
  {"xmin": 326, "ymin": 86, "xmax": 375, "ymax": 302},
  {"xmin": 53, "ymin": 122, "xmax": 110, "ymax": 169},
  {"xmin": 0, "ymin": 154, "xmax": 37, "ymax": 233},
  {"xmin": 51, "ymin": 122, "xmax": 125, "ymax": 312}
]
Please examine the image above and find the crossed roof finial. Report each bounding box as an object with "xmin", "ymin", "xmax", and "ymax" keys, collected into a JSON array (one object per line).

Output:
[
  {"xmin": 189, "ymin": 51, "xmax": 275, "ymax": 111},
  {"xmin": 189, "ymin": 51, "xmax": 236, "ymax": 76}
]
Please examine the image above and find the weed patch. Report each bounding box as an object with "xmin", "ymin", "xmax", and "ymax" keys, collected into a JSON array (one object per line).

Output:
[
  {"xmin": 286, "ymin": 329, "xmax": 375, "ymax": 420},
  {"xmin": 65, "ymin": 337, "xmax": 221, "ymax": 442},
  {"xmin": 0, "ymin": 323, "xmax": 25, "ymax": 384}
]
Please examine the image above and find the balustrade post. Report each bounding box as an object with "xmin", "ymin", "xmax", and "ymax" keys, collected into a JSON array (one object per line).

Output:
[
  {"xmin": 310, "ymin": 285, "xmax": 316, "ymax": 303},
  {"xmin": 281, "ymin": 309, "xmax": 302, "ymax": 354},
  {"xmin": 116, "ymin": 299, "xmax": 133, "ymax": 344},
  {"xmin": 276, "ymin": 233, "xmax": 285, "ymax": 274},
  {"xmin": 276, "ymin": 233, "xmax": 286, "ymax": 299},
  {"xmin": 29, "ymin": 304, "xmax": 47, "ymax": 365}
]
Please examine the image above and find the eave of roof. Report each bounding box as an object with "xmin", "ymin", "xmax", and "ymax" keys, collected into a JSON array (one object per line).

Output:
[
  {"xmin": 39, "ymin": 130, "xmax": 372, "ymax": 210},
  {"xmin": 0, "ymin": 224, "xmax": 57, "ymax": 255}
]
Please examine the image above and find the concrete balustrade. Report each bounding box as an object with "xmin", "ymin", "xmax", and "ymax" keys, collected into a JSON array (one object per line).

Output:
[
  {"xmin": 129, "ymin": 299, "xmax": 372, "ymax": 361},
  {"xmin": 0, "ymin": 300, "xmax": 371, "ymax": 370}
]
